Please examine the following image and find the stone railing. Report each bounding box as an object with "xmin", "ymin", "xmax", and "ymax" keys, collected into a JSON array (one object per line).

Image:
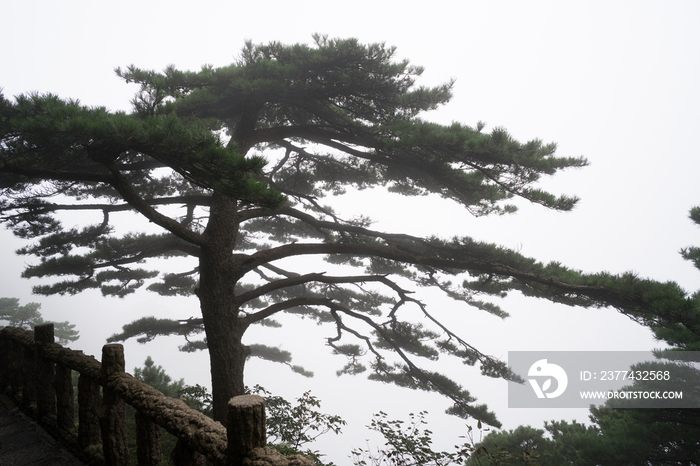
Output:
[{"xmin": 0, "ymin": 324, "xmax": 313, "ymax": 466}]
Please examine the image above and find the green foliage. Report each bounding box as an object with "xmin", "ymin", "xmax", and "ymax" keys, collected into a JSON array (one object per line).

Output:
[
  {"xmin": 0, "ymin": 297, "xmax": 79, "ymax": 344},
  {"xmin": 476, "ymin": 407, "xmax": 700, "ymax": 466},
  {"xmin": 2, "ymin": 36, "xmax": 693, "ymax": 426},
  {"xmin": 472, "ymin": 422, "xmax": 608, "ymax": 466},
  {"xmin": 178, "ymin": 384, "xmax": 213, "ymax": 417},
  {"xmin": 133, "ymin": 356, "xmax": 185, "ymax": 397},
  {"xmin": 584, "ymin": 358, "xmax": 700, "ymax": 464},
  {"xmin": 475, "ymin": 205, "xmax": 700, "ymax": 464},
  {"xmin": 249, "ymin": 385, "xmax": 345, "ymax": 465},
  {"xmin": 107, "ymin": 316, "xmax": 204, "ymax": 345},
  {"xmin": 129, "ymin": 356, "xmax": 188, "ymax": 465},
  {"xmin": 175, "ymin": 383, "xmax": 343, "ymax": 465},
  {"xmin": 467, "ymin": 425, "xmax": 551, "ymax": 466},
  {"xmin": 257, "ymin": 386, "xmax": 346, "ymax": 447},
  {"xmin": 351, "ymin": 411, "xmax": 456, "ymax": 466},
  {"xmin": 351, "ymin": 412, "xmax": 539, "ymax": 466},
  {"xmin": 645, "ymin": 204, "xmax": 700, "ymax": 353},
  {"xmin": 680, "ymin": 206, "xmax": 700, "ymax": 270},
  {"xmin": 0, "ymin": 297, "xmax": 41, "ymax": 327}
]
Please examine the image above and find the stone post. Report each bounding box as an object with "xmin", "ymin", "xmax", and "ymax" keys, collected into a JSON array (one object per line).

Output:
[
  {"xmin": 78, "ymin": 372, "xmax": 102, "ymax": 449},
  {"xmin": 4, "ymin": 337, "xmax": 21, "ymax": 400},
  {"xmin": 0, "ymin": 331, "xmax": 10, "ymax": 394},
  {"xmin": 99, "ymin": 344, "xmax": 130, "ymax": 466},
  {"xmin": 171, "ymin": 439, "xmax": 207, "ymax": 466},
  {"xmin": 55, "ymin": 362, "xmax": 75, "ymax": 433},
  {"xmin": 226, "ymin": 395, "xmax": 266, "ymax": 466},
  {"xmin": 20, "ymin": 340, "xmax": 35, "ymax": 408},
  {"xmin": 34, "ymin": 323, "xmax": 56, "ymax": 419},
  {"xmin": 136, "ymin": 410, "xmax": 163, "ymax": 466}
]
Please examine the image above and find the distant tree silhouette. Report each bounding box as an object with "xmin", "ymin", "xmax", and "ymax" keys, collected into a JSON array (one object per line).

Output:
[{"xmin": 0, "ymin": 297, "xmax": 79, "ymax": 344}]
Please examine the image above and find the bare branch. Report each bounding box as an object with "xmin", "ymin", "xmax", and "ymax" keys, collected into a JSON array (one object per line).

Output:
[
  {"xmin": 92, "ymin": 236, "xmax": 200, "ymax": 268},
  {"xmin": 327, "ymin": 308, "xmax": 384, "ymax": 362},
  {"xmin": 0, "ymin": 161, "xmax": 115, "ymax": 184},
  {"xmin": 240, "ymin": 205, "xmax": 432, "ymax": 247},
  {"xmin": 2, "ymin": 195, "xmax": 211, "ymax": 217},
  {"xmin": 236, "ymin": 272, "xmax": 326, "ymax": 306},
  {"xmin": 251, "ymin": 124, "xmax": 379, "ymax": 148},
  {"xmin": 237, "ymin": 272, "xmax": 413, "ymax": 311},
  {"xmin": 107, "ymin": 164, "xmax": 205, "ymax": 246},
  {"xmin": 241, "ymin": 296, "xmax": 331, "ymax": 325},
  {"xmin": 238, "ymin": 241, "xmax": 615, "ymax": 303}
]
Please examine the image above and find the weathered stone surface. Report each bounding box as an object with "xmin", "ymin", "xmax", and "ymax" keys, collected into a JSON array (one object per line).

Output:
[
  {"xmin": 35, "ymin": 323, "xmax": 56, "ymax": 419},
  {"xmin": 242, "ymin": 447, "xmax": 316, "ymax": 466},
  {"xmin": 3, "ymin": 327, "xmax": 302, "ymax": 466},
  {"xmin": 55, "ymin": 363, "xmax": 75, "ymax": 432},
  {"xmin": 21, "ymin": 342, "xmax": 36, "ymax": 408},
  {"xmin": 107, "ymin": 372, "xmax": 228, "ymax": 464},
  {"xmin": 136, "ymin": 410, "xmax": 162, "ymax": 466},
  {"xmin": 171, "ymin": 438, "xmax": 207, "ymax": 466},
  {"xmin": 1, "ymin": 326, "xmax": 102, "ymax": 379},
  {"xmin": 99, "ymin": 344, "xmax": 131, "ymax": 466},
  {"xmin": 78, "ymin": 373, "xmax": 102, "ymax": 449},
  {"xmin": 34, "ymin": 322, "xmax": 55, "ymax": 344},
  {"xmin": 227, "ymin": 395, "xmax": 266, "ymax": 466}
]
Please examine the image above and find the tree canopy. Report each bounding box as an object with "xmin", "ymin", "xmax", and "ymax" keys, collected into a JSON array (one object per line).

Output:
[
  {"xmin": 0, "ymin": 297, "xmax": 79, "ymax": 345},
  {"xmin": 0, "ymin": 36, "xmax": 694, "ymax": 426},
  {"xmin": 472, "ymin": 206, "xmax": 700, "ymax": 464}
]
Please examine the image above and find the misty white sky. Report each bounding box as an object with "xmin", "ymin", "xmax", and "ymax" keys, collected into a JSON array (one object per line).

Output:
[{"xmin": 2, "ymin": 1, "xmax": 700, "ymax": 463}]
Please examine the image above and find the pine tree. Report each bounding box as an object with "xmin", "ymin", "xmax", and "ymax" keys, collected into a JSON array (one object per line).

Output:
[
  {"xmin": 0, "ymin": 297, "xmax": 79, "ymax": 344},
  {"xmin": 472, "ymin": 206, "xmax": 700, "ymax": 464},
  {"xmin": 133, "ymin": 356, "xmax": 185, "ymax": 398},
  {"xmin": 648, "ymin": 205, "xmax": 700, "ymax": 355},
  {"xmin": 0, "ymin": 36, "xmax": 693, "ymax": 425},
  {"xmin": 0, "ymin": 298, "xmax": 42, "ymax": 328}
]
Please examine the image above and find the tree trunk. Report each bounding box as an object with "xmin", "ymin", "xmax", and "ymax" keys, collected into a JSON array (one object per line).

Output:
[
  {"xmin": 202, "ymin": 311, "xmax": 249, "ymax": 426},
  {"xmin": 198, "ymin": 193, "xmax": 250, "ymax": 425}
]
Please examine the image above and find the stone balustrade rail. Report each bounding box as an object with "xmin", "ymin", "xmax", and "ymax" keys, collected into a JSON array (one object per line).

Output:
[{"xmin": 0, "ymin": 323, "xmax": 312, "ymax": 466}]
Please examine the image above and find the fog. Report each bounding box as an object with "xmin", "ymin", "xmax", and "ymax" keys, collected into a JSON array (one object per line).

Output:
[{"xmin": 2, "ymin": 1, "xmax": 699, "ymax": 463}]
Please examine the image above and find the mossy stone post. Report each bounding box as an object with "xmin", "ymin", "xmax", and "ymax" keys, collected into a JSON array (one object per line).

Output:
[
  {"xmin": 0, "ymin": 330, "xmax": 11, "ymax": 395},
  {"xmin": 226, "ymin": 395, "xmax": 266, "ymax": 466},
  {"xmin": 171, "ymin": 439, "xmax": 207, "ymax": 466},
  {"xmin": 135, "ymin": 410, "xmax": 163, "ymax": 466},
  {"xmin": 21, "ymin": 336, "xmax": 35, "ymax": 408},
  {"xmin": 78, "ymin": 369, "xmax": 102, "ymax": 450},
  {"xmin": 34, "ymin": 323, "xmax": 56, "ymax": 419},
  {"xmin": 55, "ymin": 361, "xmax": 75, "ymax": 433},
  {"xmin": 0, "ymin": 330, "xmax": 22, "ymax": 401},
  {"xmin": 100, "ymin": 344, "xmax": 130, "ymax": 466}
]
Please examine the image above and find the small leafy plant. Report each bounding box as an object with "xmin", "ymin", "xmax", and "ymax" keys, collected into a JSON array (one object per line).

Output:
[{"xmin": 351, "ymin": 411, "xmax": 540, "ymax": 466}]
